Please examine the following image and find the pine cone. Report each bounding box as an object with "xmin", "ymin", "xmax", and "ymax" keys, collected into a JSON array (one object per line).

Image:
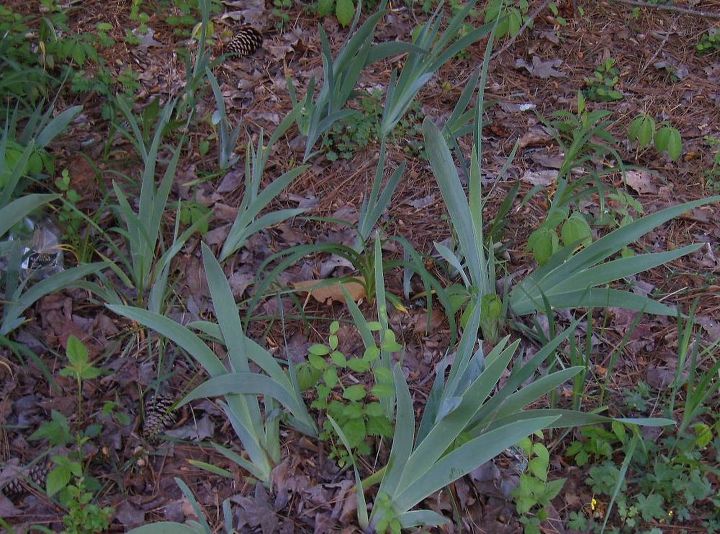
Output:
[
  {"xmin": 143, "ymin": 393, "xmax": 177, "ymax": 444},
  {"xmin": 2, "ymin": 477, "xmax": 24, "ymax": 499},
  {"xmin": 2, "ymin": 461, "xmax": 50, "ymax": 500},
  {"xmin": 226, "ymin": 25, "xmax": 263, "ymax": 57}
]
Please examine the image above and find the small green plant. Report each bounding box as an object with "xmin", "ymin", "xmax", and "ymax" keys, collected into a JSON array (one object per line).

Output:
[
  {"xmin": 299, "ymin": 320, "xmax": 397, "ymax": 466},
  {"xmin": 165, "ymin": 0, "xmax": 221, "ymax": 35},
  {"xmin": 59, "ymin": 336, "xmax": 103, "ymax": 419},
  {"xmin": 321, "ymin": 89, "xmax": 425, "ymax": 161},
  {"xmin": 627, "ymin": 113, "xmax": 656, "ymax": 148},
  {"xmin": 697, "ymin": 28, "xmax": 720, "ymax": 54},
  {"xmin": 54, "ymin": 168, "xmax": 84, "ymax": 241},
  {"xmin": 584, "ymin": 58, "xmax": 623, "ymax": 102},
  {"xmin": 627, "ymin": 114, "xmax": 683, "ymax": 161},
  {"xmin": 322, "ymin": 90, "xmax": 382, "ymax": 160},
  {"xmin": 603, "ymin": 189, "xmax": 644, "ymax": 230},
  {"xmin": 272, "ymin": 0, "xmax": 292, "ymax": 29},
  {"xmin": 703, "ymin": 135, "xmax": 720, "ymax": 192},
  {"xmin": 59, "ymin": 477, "xmax": 114, "ymax": 534},
  {"xmin": 178, "ymin": 200, "xmax": 211, "ymax": 235},
  {"xmin": 26, "ymin": 336, "xmax": 113, "ymax": 533},
  {"xmin": 512, "ymin": 433, "xmax": 566, "ymax": 534},
  {"xmin": 95, "ymin": 22, "xmax": 115, "ymax": 48},
  {"xmin": 622, "ymin": 381, "xmax": 651, "ymax": 412},
  {"xmin": 484, "ymin": 0, "xmax": 530, "ymax": 39},
  {"xmin": 316, "ymin": 0, "xmax": 358, "ymax": 27},
  {"xmin": 654, "ymin": 124, "xmax": 683, "ymax": 161},
  {"xmin": 566, "ymin": 422, "xmax": 627, "ymax": 467},
  {"xmin": 527, "ymin": 210, "xmax": 592, "ymax": 265}
]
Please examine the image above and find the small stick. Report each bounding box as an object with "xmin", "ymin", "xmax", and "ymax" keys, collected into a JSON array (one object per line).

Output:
[
  {"xmin": 609, "ymin": 0, "xmax": 720, "ymax": 19},
  {"xmin": 491, "ymin": 0, "xmax": 554, "ymax": 60}
]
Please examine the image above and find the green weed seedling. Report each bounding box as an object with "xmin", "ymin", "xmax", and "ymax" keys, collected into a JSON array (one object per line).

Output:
[
  {"xmin": 484, "ymin": 0, "xmax": 530, "ymax": 39},
  {"xmin": 604, "ymin": 189, "xmax": 644, "ymax": 232},
  {"xmin": 298, "ymin": 320, "xmax": 397, "ymax": 466},
  {"xmin": 697, "ymin": 29, "xmax": 720, "ymax": 54},
  {"xmin": 59, "ymin": 335, "xmax": 103, "ymax": 420},
  {"xmin": 622, "ymin": 381, "xmax": 651, "ymax": 412},
  {"xmin": 28, "ymin": 336, "xmax": 113, "ymax": 534},
  {"xmin": 527, "ymin": 210, "xmax": 592, "ymax": 266},
  {"xmin": 54, "ymin": 168, "xmax": 86, "ymax": 248},
  {"xmin": 322, "ymin": 90, "xmax": 383, "ymax": 161},
  {"xmin": 272, "ymin": 0, "xmax": 292, "ymax": 30},
  {"xmin": 703, "ymin": 135, "xmax": 720, "ymax": 192},
  {"xmin": 316, "ymin": 0, "xmax": 382, "ymax": 27},
  {"xmin": 512, "ymin": 433, "xmax": 566, "ymax": 534},
  {"xmin": 585, "ymin": 58, "xmax": 623, "ymax": 102},
  {"xmin": 321, "ymin": 89, "xmax": 426, "ymax": 161},
  {"xmin": 177, "ymin": 200, "xmax": 212, "ymax": 236},
  {"xmin": 566, "ymin": 422, "xmax": 628, "ymax": 467},
  {"xmin": 165, "ymin": 0, "xmax": 221, "ymax": 36},
  {"xmin": 627, "ymin": 114, "xmax": 683, "ymax": 161}
]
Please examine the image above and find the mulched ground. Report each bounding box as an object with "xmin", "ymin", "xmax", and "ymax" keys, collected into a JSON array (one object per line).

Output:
[{"xmin": 1, "ymin": 0, "xmax": 719, "ymax": 531}]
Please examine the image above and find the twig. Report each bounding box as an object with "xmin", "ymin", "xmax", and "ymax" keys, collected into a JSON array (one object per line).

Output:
[
  {"xmin": 641, "ymin": 28, "xmax": 672, "ymax": 74},
  {"xmin": 609, "ymin": 0, "xmax": 720, "ymax": 19},
  {"xmin": 490, "ymin": 0, "xmax": 554, "ymax": 60}
]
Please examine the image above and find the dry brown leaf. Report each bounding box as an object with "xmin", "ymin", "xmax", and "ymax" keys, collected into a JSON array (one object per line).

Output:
[
  {"xmin": 519, "ymin": 125, "xmax": 553, "ymax": 148},
  {"xmin": 624, "ymin": 169, "xmax": 658, "ymax": 194},
  {"xmin": 292, "ymin": 277, "xmax": 366, "ymax": 305},
  {"xmin": 521, "ymin": 169, "xmax": 558, "ymax": 186}
]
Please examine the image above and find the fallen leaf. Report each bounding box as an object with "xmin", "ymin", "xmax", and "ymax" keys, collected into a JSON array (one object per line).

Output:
[
  {"xmin": 530, "ymin": 149, "xmax": 565, "ymax": 169},
  {"xmin": 499, "ymin": 102, "xmax": 536, "ymax": 113},
  {"xmin": 67, "ymin": 155, "xmax": 97, "ymax": 195},
  {"xmin": 624, "ymin": 169, "xmax": 658, "ymax": 194},
  {"xmin": 696, "ymin": 315, "xmax": 720, "ymax": 343},
  {"xmin": 519, "ymin": 125, "xmax": 554, "ymax": 148},
  {"xmin": 405, "ymin": 194, "xmax": 436, "ymax": 209},
  {"xmin": 115, "ymin": 501, "xmax": 145, "ymax": 529},
  {"xmin": 217, "ymin": 169, "xmax": 243, "ymax": 193},
  {"xmin": 292, "ymin": 277, "xmax": 366, "ymax": 305},
  {"xmin": 165, "ymin": 414, "xmax": 214, "ymax": 441},
  {"xmin": 515, "ymin": 56, "xmax": 565, "ymax": 78},
  {"xmin": 520, "ymin": 169, "xmax": 557, "ymax": 186},
  {"xmin": 412, "ymin": 308, "xmax": 444, "ymax": 335},
  {"xmin": 646, "ymin": 366, "xmax": 674, "ymax": 390},
  {"xmin": 135, "ymin": 27, "xmax": 162, "ymax": 51}
]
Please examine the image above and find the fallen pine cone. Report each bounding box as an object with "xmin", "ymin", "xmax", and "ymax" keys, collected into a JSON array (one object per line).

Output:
[
  {"xmin": 142, "ymin": 393, "xmax": 177, "ymax": 444},
  {"xmin": 1, "ymin": 461, "xmax": 50, "ymax": 500}
]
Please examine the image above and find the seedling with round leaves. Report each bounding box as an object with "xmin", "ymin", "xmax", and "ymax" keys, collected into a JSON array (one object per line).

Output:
[{"xmin": 299, "ymin": 319, "xmax": 398, "ymax": 466}]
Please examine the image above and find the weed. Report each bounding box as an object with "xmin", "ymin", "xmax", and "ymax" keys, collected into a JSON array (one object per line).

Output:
[
  {"xmin": 622, "ymin": 381, "xmax": 651, "ymax": 412},
  {"xmin": 484, "ymin": 0, "xmax": 531, "ymax": 39},
  {"xmin": 321, "ymin": 89, "xmax": 425, "ymax": 161},
  {"xmin": 512, "ymin": 433, "xmax": 566, "ymax": 534},
  {"xmin": 703, "ymin": 135, "xmax": 720, "ymax": 192},
  {"xmin": 566, "ymin": 422, "xmax": 627, "ymax": 467},
  {"xmin": 25, "ymin": 336, "xmax": 114, "ymax": 532},
  {"xmin": 59, "ymin": 477, "xmax": 114, "ymax": 534},
  {"xmin": 177, "ymin": 200, "xmax": 212, "ymax": 235},
  {"xmin": 54, "ymin": 168, "xmax": 85, "ymax": 243},
  {"xmin": 164, "ymin": 0, "xmax": 221, "ymax": 35},
  {"xmin": 564, "ymin": 321, "xmax": 720, "ymax": 532},
  {"xmin": 322, "ymin": 90, "xmax": 382, "ymax": 161},
  {"xmin": 299, "ymin": 320, "xmax": 397, "ymax": 466},
  {"xmin": 59, "ymin": 336, "xmax": 104, "ymax": 419},
  {"xmin": 697, "ymin": 28, "xmax": 720, "ymax": 54},
  {"xmin": 316, "ymin": 0, "xmax": 363, "ymax": 27},
  {"xmin": 584, "ymin": 58, "xmax": 623, "ymax": 102},
  {"xmin": 629, "ymin": 114, "xmax": 683, "ymax": 161},
  {"xmin": 272, "ymin": 0, "xmax": 293, "ymax": 30}
]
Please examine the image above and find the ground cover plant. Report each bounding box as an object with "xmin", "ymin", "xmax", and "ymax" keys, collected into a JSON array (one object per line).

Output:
[{"xmin": 1, "ymin": 0, "xmax": 719, "ymax": 533}]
